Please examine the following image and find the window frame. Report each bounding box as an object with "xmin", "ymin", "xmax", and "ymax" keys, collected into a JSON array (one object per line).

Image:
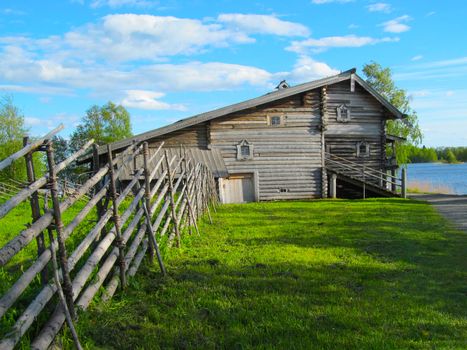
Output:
[
  {"xmin": 336, "ymin": 104, "xmax": 351, "ymax": 123},
  {"xmin": 268, "ymin": 115, "xmax": 283, "ymax": 127},
  {"xmin": 356, "ymin": 141, "xmax": 370, "ymax": 158},
  {"xmin": 236, "ymin": 140, "xmax": 254, "ymax": 160}
]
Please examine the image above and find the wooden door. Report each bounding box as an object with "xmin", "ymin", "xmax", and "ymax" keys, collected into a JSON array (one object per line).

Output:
[{"xmin": 221, "ymin": 174, "xmax": 255, "ymax": 203}]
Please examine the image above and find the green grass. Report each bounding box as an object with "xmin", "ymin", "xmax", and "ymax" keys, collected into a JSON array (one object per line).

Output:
[
  {"xmin": 0, "ymin": 197, "xmax": 97, "ymax": 343},
  {"xmin": 67, "ymin": 199, "xmax": 467, "ymax": 350}
]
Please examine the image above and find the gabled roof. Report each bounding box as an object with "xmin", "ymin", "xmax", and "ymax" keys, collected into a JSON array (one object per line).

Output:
[{"xmin": 93, "ymin": 68, "xmax": 405, "ymax": 156}]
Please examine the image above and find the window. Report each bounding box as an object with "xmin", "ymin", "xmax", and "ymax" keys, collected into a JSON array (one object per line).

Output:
[
  {"xmin": 241, "ymin": 145, "xmax": 250, "ymax": 157},
  {"xmin": 269, "ymin": 116, "xmax": 282, "ymax": 126},
  {"xmin": 356, "ymin": 141, "xmax": 370, "ymax": 157},
  {"xmin": 237, "ymin": 140, "xmax": 254, "ymax": 160},
  {"xmin": 336, "ymin": 104, "xmax": 351, "ymax": 122}
]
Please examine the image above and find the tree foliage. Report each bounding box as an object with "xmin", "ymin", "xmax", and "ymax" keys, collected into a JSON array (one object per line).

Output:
[
  {"xmin": 405, "ymin": 145, "xmax": 438, "ymax": 163},
  {"xmin": 0, "ymin": 96, "xmax": 45, "ymax": 181},
  {"xmin": 362, "ymin": 62, "xmax": 423, "ymax": 164},
  {"xmin": 406, "ymin": 145, "xmax": 467, "ymax": 163},
  {"xmin": 70, "ymin": 102, "xmax": 132, "ymax": 152}
]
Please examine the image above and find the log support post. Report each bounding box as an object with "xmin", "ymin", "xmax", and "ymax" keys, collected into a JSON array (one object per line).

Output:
[
  {"xmin": 401, "ymin": 168, "xmax": 407, "ymax": 198},
  {"xmin": 391, "ymin": 169, "xmax": 397, "ymax": 193},
  {"xmin": 362, "ymin": 163, "xmax": 366, "ymax": 200},
  {"xmin": 45, "ymin": 142, "xmax": 76, "ymax": 319},
  {"xmin": 106, "ymin": 145, "xmax": 126, "ymax": 290},
  {"xmin": 330, "ymin": 173, "xmax": 337, "ymax": 199}
]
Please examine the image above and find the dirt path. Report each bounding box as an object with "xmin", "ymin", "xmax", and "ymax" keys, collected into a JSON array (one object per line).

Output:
[{"xmin": 410, "ymin": 193, "xmax": 467, "ymax": 232}]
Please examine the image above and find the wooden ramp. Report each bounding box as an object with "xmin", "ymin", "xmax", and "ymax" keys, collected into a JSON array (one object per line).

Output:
[{"xmin": 410, "ymin": 194, "xmax": 467, "ymax": 232}]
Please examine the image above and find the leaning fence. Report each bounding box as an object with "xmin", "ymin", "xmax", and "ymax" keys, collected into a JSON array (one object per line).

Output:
[{"xmin": 0, "ymin": 126, "xmax": 218, "ymax": 349}]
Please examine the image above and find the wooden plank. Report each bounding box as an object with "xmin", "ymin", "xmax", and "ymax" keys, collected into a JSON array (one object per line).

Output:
[{"xmin": 0, "ymin": 124, "xmax": 64, "ymax": 172}]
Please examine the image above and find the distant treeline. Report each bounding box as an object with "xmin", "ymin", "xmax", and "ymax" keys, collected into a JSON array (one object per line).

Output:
[{"xmin": 406, "ymin": 145, "xmax": 467, "ymax": 163}]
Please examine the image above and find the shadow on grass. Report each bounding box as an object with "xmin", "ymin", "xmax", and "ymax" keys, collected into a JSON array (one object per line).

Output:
[{"xmin": 76, "ymin": 200, "xmax": 467, "ymax": 350}]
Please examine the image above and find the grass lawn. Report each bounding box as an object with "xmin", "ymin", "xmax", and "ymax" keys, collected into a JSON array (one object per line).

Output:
[{"xmin": 56, "ymin": 199, "xmax": 465, "ymax": 348}]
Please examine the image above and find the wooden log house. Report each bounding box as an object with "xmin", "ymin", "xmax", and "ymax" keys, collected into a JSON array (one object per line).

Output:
[{"xmin": 88, "ymin": 69, "xmax": 406, "ymax": 203}]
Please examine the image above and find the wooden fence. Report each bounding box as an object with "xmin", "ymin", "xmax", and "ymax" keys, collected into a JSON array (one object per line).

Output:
[{"xmin": 0, "ymin": 126, "xmax": 218, "ymax": 349}]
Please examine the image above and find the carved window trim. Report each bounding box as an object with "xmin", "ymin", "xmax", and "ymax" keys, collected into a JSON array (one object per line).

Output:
[
  {"xmin": 356, "ymin": 141, "xmax": 370, "ymax": 158},
  {"xmin": 268, "ymin": 115, "xmax": 283, "ymax": 126},
  {"xmin": 237, "ymin": 140, "xmax": 254, "ymax": 160},
  {"xmin": 336, "ymin": 104, "xmax": 351, "ymax": 123}
]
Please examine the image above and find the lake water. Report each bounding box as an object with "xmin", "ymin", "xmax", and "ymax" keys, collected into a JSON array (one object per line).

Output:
[{"xmin": 406, "ymin": 162, "xmax": 467, "ymax": 195}]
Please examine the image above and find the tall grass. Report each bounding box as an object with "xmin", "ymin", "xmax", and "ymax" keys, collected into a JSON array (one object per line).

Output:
[{"xmin": 408, "ymin": 180, "xmax": 454, "ymax": 194}]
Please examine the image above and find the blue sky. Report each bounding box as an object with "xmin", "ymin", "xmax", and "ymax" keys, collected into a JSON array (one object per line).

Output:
[{"xmin": 0, "ymin": 0, "xmax": 466, "ymax": 146}]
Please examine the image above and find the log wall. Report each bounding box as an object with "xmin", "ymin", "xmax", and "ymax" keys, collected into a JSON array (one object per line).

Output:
[
  {"xmin": 210, "ymin": 93, "xmax": 323, "ymax": 200},
  {"xmin": 325, "ymin": 81, "xmax": 386, "ymax": 181}
]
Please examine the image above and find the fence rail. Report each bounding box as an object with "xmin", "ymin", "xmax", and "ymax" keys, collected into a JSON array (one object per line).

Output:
[{"xmin": 0, "ymin": 130, "xmax": 218, "ymax": 349}]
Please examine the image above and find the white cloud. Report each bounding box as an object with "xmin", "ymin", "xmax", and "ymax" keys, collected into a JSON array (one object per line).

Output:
[
  {"xmin": 137, "ymin": 62, "xmax": 273, "ymax": 91},
  {"xmin": 90, "ymin": 0, "xmax": 156, "ymax": 8},
  {"xmin": 121, "ymin": 90, "xmax": 186, "ymax": 110},
  {"xmin": 53, "ymin": 13, "xmax": 309, "ymax": 63},
  {"xmin": 367, "ymin": 3, "xmax": 391, "ymax": 13},
  {"xmin": 411, "ymin": 55, "xmax": 423, "ymax": 61},
  {"xmin": 62, "ymin": 14, "xmax": 253, "ymax": 62},
  {"xmin": 1, "ymin": 8, "xmax": 26, "ymax": 15},
  {"xmin": 426, "ymin": 11, "xmax": 436, "ymax": 17},
  {"xmin": 394, "ymin": 56, "xmax": 467, "ymax": 81},
  {"xmin": 0, "ymin": 84, "xmax": 73, "ymax": 95},
  {"xmin": 409, "ymin": 89, "xmax": 430, "ymax": 97},
  {"xmin": 311, "ymin": 0, "xmax": 353, "ymax": 4},
  {"xmin": 348, "ymin": 24, "xmax": 359, "ymax": 29},
  {"xmin": 24, "ymin": 117, "xmax": 42, "ymax": 126},
  {"xmin": 39, "ymin": 96, "xmax": 52, "ymax": 103},
  {"xmin": 217, "ymin": 14, "xmax": 310, "ymax": 37},
  {"xmin": 286, "ymin": 56, "xmax": 339, "ymax": 83},
  {"xmin": 0, "ymin": 13, "xmax": 340, "ymax": 106},
  {"xmin": 380, "ymin": 15, "xmax": 411, "ymax": 33},
  {"xmin": 416, "ymin": 56, "xmax": 467, "ymax": 69},
  {"xmin": 286, "ymin": 34, "xmax": 399, "ymax": 53},
  {"xmin": 0, "ymin": 13, "xmax": 310, "ymax": 65},
  {"xmin": 24, "ymin": 113, "xmax": 80, "ymax": 130}
]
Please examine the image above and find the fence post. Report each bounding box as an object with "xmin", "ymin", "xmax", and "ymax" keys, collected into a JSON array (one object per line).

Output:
[
  {"xmin": 142, "ymin": 142, "xmax": 166, "ymax": 275},
  {"xmin": 92, "ymin": 144, "xmax": 106, "ymax": 244},
  {"xmin": 202, "ymin": 166, "xmax": 213, "ymax": 224},
  {"xmin": 182, "ymin": 149, "xmax": 199, "ymax": 235},
  {"xmin": 45, "ymin": 142, "xmax": 76, "ymax": 319},
  {"xmin": 164, "ymin": 150, "xmax": 181, "ymax": 248},
  {"xmin": 106, "ymin": 145, "xmax": 126, "ymax": 290},
  {"xmin": 23, "ymin": 136, "xmax": 48, "ymax": 286},
  {"xmin": 401, "ymin": 167, "xmax": 407, "ymax": 198},
  {"xmin": 141, "ymin": 142, "xmax": 155, "ymax": 260},
  {"xmin": 46, "ymin": 227, "xmax": 83, "ymax": 350}
]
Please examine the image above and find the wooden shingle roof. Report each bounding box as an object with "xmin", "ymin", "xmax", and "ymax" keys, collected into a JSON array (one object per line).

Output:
[{"xmin": 90, "ymin": 68, "xmax": 405, "ymax": 157}]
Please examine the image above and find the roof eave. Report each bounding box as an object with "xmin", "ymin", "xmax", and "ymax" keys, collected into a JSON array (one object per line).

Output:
[{"xmin": 92, "ymin": 69, "xmax": 357, "ymax": 157}]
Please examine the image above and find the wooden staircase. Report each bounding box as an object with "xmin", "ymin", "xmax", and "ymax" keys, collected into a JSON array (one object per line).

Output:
[{"xmin": 325, "ymin": 152, "xmax": 405, "ymax": 198}]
